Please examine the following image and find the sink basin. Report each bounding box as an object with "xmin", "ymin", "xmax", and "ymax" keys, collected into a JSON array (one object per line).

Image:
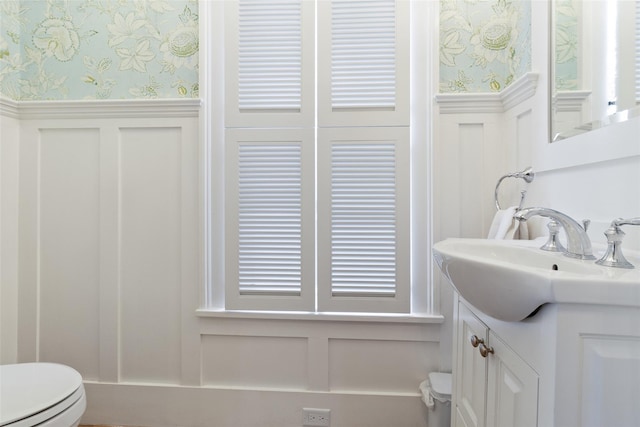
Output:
[{"xmin": 433, "ymin": 238, "xmax": 640, "ymax": 321}]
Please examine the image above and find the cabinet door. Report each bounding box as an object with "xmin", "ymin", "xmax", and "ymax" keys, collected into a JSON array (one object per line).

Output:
[
  {"xmin": 454, "ymin": 303, "xmax": 489, "ymax": 427},
  {"xmin": 486, "ymin": 330, "xmax": 539, "ymax": 427}
]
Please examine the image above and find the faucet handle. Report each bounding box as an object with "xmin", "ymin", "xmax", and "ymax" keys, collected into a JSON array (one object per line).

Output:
[
  {"xmin": 582, "ymin": 219, "xmax": 591, "ymax": 232},
  {"xmin": 614, "ymin": 217, "xmax": 640, "ymax": 228},
  {"xmin": 595, "ymin": 217, "xmax": 640, "ymax": 269},
  {"xmin": 540, "ymin": 220, "xmax": 566, "ymax": 253}
]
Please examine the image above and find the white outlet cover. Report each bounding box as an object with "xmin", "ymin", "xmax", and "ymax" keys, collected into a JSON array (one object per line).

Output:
[{"xmin": 302, "ymin": 408, "xmax": 331, "ymax": 427}]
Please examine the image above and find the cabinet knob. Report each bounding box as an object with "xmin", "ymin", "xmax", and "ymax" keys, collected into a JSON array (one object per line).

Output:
[
  {"xmin": 470, "ymin": 335, "xmax": 484, "ymax": 347},
  {"xmin": 479, "ymin": 343, "xmax": 494, "ymax": 358}
]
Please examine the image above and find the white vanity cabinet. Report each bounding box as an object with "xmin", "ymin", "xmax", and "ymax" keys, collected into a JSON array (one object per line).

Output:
[
  {"xmin": 451, "ymin": 294, "xmax": 640, "ymax": 427},
  {"xmin": 453, "ymin": 301, "xmax": 538, "ymax": 427}
]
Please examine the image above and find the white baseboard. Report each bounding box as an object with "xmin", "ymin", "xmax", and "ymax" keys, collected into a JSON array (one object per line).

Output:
[{"xmin": 82, "ymin": 382, "xmax": 429, "ymax": 427}]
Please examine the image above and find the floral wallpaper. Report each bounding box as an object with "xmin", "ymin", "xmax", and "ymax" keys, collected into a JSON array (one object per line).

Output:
[
  {"xmin": 1, "ymin": 0, "xmax": 535, "ymax": 100},
  {"xmin": 439, "ymin": 0, "xmax": 531, "ymax": 93},
  {"xmin": 0, "ymin": 0, "xmax": 199, "ymax": 100},
  {"xmin": 554, "ymin": 0, "xmax": 578, "ymax": 90}
]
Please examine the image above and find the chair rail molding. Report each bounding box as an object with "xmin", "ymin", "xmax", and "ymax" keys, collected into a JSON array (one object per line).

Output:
[
  {"xmin": 436, "ymin": 72, "xmax": 539, "ymax": 114},
  {"xmin": 1, "ymin": 98, "xmax": 201, "ymax": 120},
  {"xmin": 0, "ymin": 96, "xmax": 19, "ymax": 119}
]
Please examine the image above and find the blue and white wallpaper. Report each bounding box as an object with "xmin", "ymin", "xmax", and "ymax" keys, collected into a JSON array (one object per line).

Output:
[
  {"xmin": 439, "ymin": 0, "xmax": 532, "ymax": 93},
  {"xmin": 1, "ymin": 0, "xmax": 533, "ymax": 100},
  {"xmin": 554, "ymin": 0, "xmax": 578, "ymax": 90},
  {"xmin": 0, "ymin": 0, "xmax": 199, "ymax": 100}
]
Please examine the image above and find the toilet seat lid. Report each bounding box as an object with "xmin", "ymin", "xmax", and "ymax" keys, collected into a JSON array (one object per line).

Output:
[{"xmin": 0, "ymin": 363, "xmax": 83, "ymax": 426}]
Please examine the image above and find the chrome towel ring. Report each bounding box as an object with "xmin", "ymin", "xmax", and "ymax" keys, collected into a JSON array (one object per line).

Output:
[{"xmin": 494, "ymin": 167, "xmax": 535, "ymax": 211}]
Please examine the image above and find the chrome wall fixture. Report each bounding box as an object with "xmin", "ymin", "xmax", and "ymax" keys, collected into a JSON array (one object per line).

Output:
[{"xmin": 494, "ymin": 166, "xmax": 535, "ymax": 211}]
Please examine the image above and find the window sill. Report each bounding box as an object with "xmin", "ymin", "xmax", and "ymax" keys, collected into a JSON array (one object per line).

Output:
[{"xmin": 196, "ymin": 309, "xmax": 444, "ymax": 324}]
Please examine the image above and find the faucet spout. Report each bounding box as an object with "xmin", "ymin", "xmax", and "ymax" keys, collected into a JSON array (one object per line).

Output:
[{"xmin": 514, "ymin": 207, "xmax": 596, "ymax": 260}]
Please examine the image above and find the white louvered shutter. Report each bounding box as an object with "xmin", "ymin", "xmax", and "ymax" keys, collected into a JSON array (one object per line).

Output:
[
  {"xmin": 225, "ymin": 0, "xmax": 411, "ymax": 314},
  {"xmin": 317, "ymin": 128, "xmax": 410, "ymax": 313},
  {"xmin": 317, "ymin": 0, "xmax": 409, "ymax": 126},
  {"xmin": 226, "ymin": 130, "xmax": 315, "ymax": 311},
  {"xmin": 316, "ymin": 0, "xmax": 410, "ymax": 312},
  {"xmin": 225, "ymin": 0, "xmax": 314, "ymax": 127},
  {"xmin": 225, "ymin": 0, "xmax": 315, "ymax": 311}
]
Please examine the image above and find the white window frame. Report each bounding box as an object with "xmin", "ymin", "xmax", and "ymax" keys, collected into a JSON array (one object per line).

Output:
[
  {"xmin": 635, "ymin": 0, "xmax": 640, "ymax": 103},
  {"xmin": 200, "ymin": 0, "xmax": 435, "ymax": 318}
]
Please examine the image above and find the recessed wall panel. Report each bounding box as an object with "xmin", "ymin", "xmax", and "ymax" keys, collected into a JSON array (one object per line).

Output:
[
  {"xmin": 516, "ymin": 109, "xmax": 532, "ymax": 169},
  {"xmin": 329, "ymin": 339, "xmax": 436, "ymax": 393},
  {"xmin": 201, "ymin": 335, "xmax": 308, "ymax": 389},
  {"xmin": 119, "ymin": 127, "xmax": 182, "ymax": 384},
  {"xmin": 39, "ymin": 128, "xmax": 101, "ymax": 380},
  {"xmin": 1, "ymin": 114, "xmax": 20, "ymax": 364},
  {"xmin": 458, "ymin": 124, "xmax": 485, "ymax": 238}
]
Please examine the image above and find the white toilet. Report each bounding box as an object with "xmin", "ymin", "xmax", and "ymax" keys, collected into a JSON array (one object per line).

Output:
[{"xmin": 0, "ymin": 363, "xmax": 86, "ymax": 427}]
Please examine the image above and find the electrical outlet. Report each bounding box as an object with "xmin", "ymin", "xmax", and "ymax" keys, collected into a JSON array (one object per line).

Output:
[{"xmin": 302, "ymin": 408, "xmax": 331, "ymax": 427}]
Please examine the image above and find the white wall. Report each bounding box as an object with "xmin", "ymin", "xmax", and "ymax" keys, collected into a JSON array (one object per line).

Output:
[{"xmin": 0, "ymin": 98, "xmax": 20, "ymax": 364}]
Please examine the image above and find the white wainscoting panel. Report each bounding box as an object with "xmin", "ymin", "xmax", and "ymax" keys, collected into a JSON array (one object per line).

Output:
[
  {"xmin": 14, "ymin": 99, "xmax": 443, "ymax": 427},
  {"xmin": 38, "ymin": 128, "xmax": 101, "ymax": 380},
  {"xmin": 328, "ymin": 339, "xmax": 435, "ymax": 393},
  {"xmin": 199, "ymin": 316, "xmax": 440, "ymax": 394},
  {"xmin": 515, "ymin": 108, "xmax": 533, "ymax": 171},
  {"xmin": 434, "ymin": 73, "xmax": 544, "ymax": 242},
  {"xmin": 435, "ymin": 115, "xmax": 506, "ymax": 240},
  {"xmin": 0, "ymin": 105, "xmax": 20, "ymax": 364},
  {"xmin": 201, "ymin": 335, "xmax": 308, "ymax": 389},
  {"xmin": 119, "ymin": 126, "xmax": 183, "ymax": 384},
  {"xmin": 17, "ymin": 102, "xmax": 200, "ymax": 389}
]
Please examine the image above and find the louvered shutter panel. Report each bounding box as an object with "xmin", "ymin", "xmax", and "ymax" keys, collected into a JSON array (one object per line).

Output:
[
  {"xmin": 331, "ymin": 0, "xmax": 396, "ymax": 109},
  {"xmin": 238, "ymin": 144, "xmax": 302, "ymax": 295},
  {"xmin": 317, "ymin": 128, "xmax": 410, "ymax": 313},
  {"xmin": 226, "ymin": 129, "xmax": 315, "ymax": 311},
  {"xmin": 225, "ymin": 0, "xmax": 314, "ymax": 127},
  {"xmin": 317, "ymin": 0, "xmax": 409, "ymax": 126}
]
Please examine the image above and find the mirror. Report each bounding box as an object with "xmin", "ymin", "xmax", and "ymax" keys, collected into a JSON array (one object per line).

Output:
[{"xmin": 551, "ymin": 0, "xmax": 640, "ymax": 141}]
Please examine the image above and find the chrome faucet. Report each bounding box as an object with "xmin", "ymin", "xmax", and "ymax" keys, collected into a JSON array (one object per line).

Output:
[{"xmin": 514, "ymin": 207, "xmax": 596, "ymax": 260}]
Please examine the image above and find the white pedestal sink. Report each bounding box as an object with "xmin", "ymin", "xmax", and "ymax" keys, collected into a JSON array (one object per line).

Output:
[{"xmin": 433, "ymin": 238, "xmax": 640, "ymax": 321}]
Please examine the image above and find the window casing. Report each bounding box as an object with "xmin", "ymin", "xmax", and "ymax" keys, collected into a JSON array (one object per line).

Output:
[
  {"xmin": 635, "ymin": 0, "xmax": 640, "ymax": 103},
  {"xmin": 204, "ymin": 0, "xmax": 433, "ymax": 316}
]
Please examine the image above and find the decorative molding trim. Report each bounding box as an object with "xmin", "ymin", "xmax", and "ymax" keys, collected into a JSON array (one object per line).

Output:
[
  {"xmin": 501, "ymin": 72, "xmax": 539, "ymax": 110},
  {"xmin": 2, "ymin": 98, "xmax": 201, "ymax": 120},
  {"xmin": 434, "ymin": 92, "xmax": 504, "ymax": 114},
  {"xmin": 554, "ymin": 90, "xmax": 591, "ymax": 113},
  {"xmin": 0, "ymin": 96, "xmax": 20, "ymax": 119},
  {"xmin": 435, "ymin": 72, "xmax": 539, "ymax": 114}
]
